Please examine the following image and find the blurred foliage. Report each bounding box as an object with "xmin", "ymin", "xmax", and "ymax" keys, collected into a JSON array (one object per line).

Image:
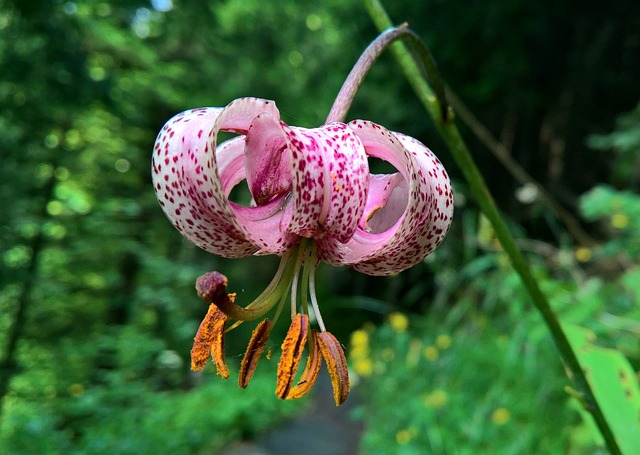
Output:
[
  {"xmin": 587, "ymin": 103, "xmax": 640, "ymax": 187},
  {"xmin": 1, "ymin": 0, "xmax": 639, "ymax": 453},
  {"xmin": 351, "ymin": 254, "xmax": 640, "ymax": 454}
]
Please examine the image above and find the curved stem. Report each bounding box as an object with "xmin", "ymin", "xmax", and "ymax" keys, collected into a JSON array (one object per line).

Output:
[
  {"xmin": 327, "ymin": 24, "xmax": 448, "ymax": 124},
  {"xmin": 363, "ymin": 1, "xmax": 621, "ymax": 454}
]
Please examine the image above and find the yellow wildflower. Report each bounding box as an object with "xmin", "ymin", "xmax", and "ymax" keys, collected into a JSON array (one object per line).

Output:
[
  {"xmin": 351, "ymin": 329, "xmax": 369, "ymax": 347},
  {"xmin": 611, "ymin": 213, "xmax": 629, "ymax": 229},
  {"xmin": 388, "ymin": 312, "xmax": 409, "ymax": 332},
  {"xmin": 435, "ymin": 334, "xmax": 452, "ymax": 350},
  {"xmin": 423, "ymin": 345, "xmax": 439, "ymax": 361},
  {"xmin": 396, "ymin": 428, "xmax": 413, "ymax": 445},
  {"xmin": 574, "ymin": 246, "xmax": 592, "ymax": 263},
  {"xmin": 491, "ymin": 407, "xmax": 511, "ymax": 425},
  {"xmin": 424, "ymin": 388, "xmax": 448, "ymax": 408},
  {"xmin": 354, "ymin": 358, "xmax": 373, "ymax": 377}
]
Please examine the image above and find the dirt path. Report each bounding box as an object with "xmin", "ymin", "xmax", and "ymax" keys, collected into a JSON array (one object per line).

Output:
[{"xmin": 223, "ymin": 371, "xmax": 363, "ymax": 455}]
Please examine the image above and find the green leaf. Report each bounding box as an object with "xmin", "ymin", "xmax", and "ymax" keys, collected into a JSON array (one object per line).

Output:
[{"xmin": 563, "ymin": 323, "xmax": 640, "ymax": 455}]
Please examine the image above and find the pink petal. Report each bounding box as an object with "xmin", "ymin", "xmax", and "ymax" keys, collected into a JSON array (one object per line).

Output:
[
  {"xmin": 217, "ymin": 136, "xmax": 298, "ymax": 254},
  {"xmin": 359, "ymin": 173, "xmax": 407, "ymax": 234},
  {"xmin": 320, "ymin": 123, "xmax": 369, "ymax": 243},
  {"xmin": 317, "ymin": 120, "xmax": 453, "ymax": 276},
  {"xmin": 281, "ymin": 123, "xmax": 368, "ymax": 242},
  {"xmin": 151, "ymin": 98, "xmax": 291, "ymax": 258},
  {"xmin": 244, "ymin": 113, "xmax": 292, "ymax": 206},
  {"xmin": 214, "ymin": 97, "xmax": 280, "ymax": 134}
]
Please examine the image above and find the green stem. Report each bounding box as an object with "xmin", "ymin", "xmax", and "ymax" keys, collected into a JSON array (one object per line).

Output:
[
  {"xmin": 363, "ymin": 1, "xmax": 621, "ymax": 454},
  {"xmin": 327, "ymin": 25, "xmax": 448, "ymax": 124}
]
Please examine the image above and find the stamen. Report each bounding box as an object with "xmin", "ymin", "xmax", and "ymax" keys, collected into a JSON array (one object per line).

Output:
[
  {"xmin": 190, "ymin": 304, "xmax": 230, "ymax": 379},
  {"xmin": 239, "ymin": 318, "xmax": 273, "ymax": 388},
  {"xmin": 317, "ymin": 331, "xmax": 350, "ymax": 406},
  {"xmin": 286, "ymin": 330, "xmax": 322, "ymax": 400},
  {"xmin": 271, "ymin": 283, "xmax": 290, "ymax": 327},
  {"xmin": 276, "ymin": 313, "xmax": 309, "ymax": 399},
  {"xmin": 243, "ymin": 248, "xmax": 293, "ymax": 311}
]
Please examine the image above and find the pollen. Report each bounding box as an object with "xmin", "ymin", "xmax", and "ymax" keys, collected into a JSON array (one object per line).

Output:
[
  {"xmin": 190, "ymin": 303, "xmax": 229, "ymax": 378},
  {"xmin": 276, "ymin": 314, "xmax": 309, "ymax": 399}
]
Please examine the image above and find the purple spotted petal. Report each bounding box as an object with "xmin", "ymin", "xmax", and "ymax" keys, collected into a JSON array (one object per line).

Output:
[
  {"xmin": 319, "ymin": 123, "xmax": 369, "ymax": 243},
  {"xmin": 280, "ymin": 123, "xmax": 368, "ymax": 242},
  {"xmin": 215, "ymin": 136, "xmax": 298, "ymax": 254},
  {"xmin": 152, "ymin": 98, "xmax": 293, "ymax": 258},
  {"xmin": 317, "ymin": 120, "xmax": 453, "ymax": 276}
]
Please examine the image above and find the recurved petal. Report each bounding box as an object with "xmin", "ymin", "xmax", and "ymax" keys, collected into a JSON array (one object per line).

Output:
[
  {"xmin": 359, "ymin": 173, "xmax": 407, "ymax": 234},
  {"xmin": 216, "ymin": 135, "xmax": 298, "ymax": 254},
  {"xmin": 152, "ymin": 98, "xmax": 292, "ymax": 257},
  {"xmin": 280, "ymin": 123, "xmax": 368, "ymax": 242},
  {"xmin": 244, "ymin": 113, "xmax": 292, "ymax": 206},
  {"xmin": 317, "ymin": 123, "xmax": 369, "ymax": 243},
  {"xmin": 152, "ymin": 107, "xmax": 255, "ymax": 258},
  {"xmin": 213, "ymin": 97, "xmax": 281, "ymax": 134},
  {"xmin": 317, "ymin": 120, "xmax": 453, "ymax": 275}
]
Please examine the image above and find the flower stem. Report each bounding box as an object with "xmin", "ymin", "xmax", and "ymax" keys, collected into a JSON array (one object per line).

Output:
[
  {"xmin": 327, "ymin": 23, "xmax": 448, "ymax": 124},
  {"xmin": 363, "ymin": 1, "xmax": 621, "ymax": 453}
]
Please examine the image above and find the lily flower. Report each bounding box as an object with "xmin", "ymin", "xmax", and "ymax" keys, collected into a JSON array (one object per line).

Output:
[{"xmin": 152, "ymin": 97, "xmax": 453, "ymax": 405}]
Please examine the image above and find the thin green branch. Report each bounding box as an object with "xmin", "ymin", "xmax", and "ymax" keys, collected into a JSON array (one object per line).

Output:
[{"xmin": 363, "ymin": 0, "xmax": 621, "ymax": 453}]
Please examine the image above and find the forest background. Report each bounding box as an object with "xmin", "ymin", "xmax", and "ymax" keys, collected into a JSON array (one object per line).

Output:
[{"xmin": 1, "ymin": 0, "xmax": 639, "ymax": 453}]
